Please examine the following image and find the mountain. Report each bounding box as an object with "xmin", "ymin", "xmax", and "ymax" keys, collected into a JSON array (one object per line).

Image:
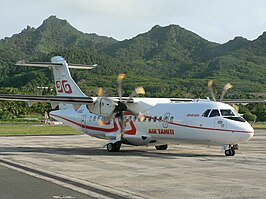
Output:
[
  {"xmin": 0, "ymin": 16, "xmax": 118, "ymax": 88},
  {"xmin": 0, "ymin": 15, "xmax": 265, "ymax": 97},
  {"xmin": 0, "ymin": 16, "xmax": 116, "ymax": 62},
  {"xmin": 104, "ymin": 25, "xmax": 218, "ymax": 78}
]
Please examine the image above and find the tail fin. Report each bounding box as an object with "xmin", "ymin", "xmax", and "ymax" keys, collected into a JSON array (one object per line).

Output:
[
  {"xmin": 16, "ymin": 56, "xmax": 96, "ymax": 109},
  {"xmin": 51, "ymin": 56, "xmax": 87, "ymax": 97}
]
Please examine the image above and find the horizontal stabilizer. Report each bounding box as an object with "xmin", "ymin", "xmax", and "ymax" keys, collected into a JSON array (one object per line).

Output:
[{"xmin": 16, "ymin": 61, "xmax": 97, "ymax": 69}]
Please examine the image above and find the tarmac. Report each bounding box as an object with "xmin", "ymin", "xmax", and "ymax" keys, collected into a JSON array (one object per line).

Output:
[{"xmin": 0, "ymin": 129, "xmax": 265, "ymax": 199}]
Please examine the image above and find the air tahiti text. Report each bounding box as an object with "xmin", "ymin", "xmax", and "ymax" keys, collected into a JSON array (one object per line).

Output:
[{"xmin": 148, "ymin": 129, "xmax": 175, "ymax": 135}]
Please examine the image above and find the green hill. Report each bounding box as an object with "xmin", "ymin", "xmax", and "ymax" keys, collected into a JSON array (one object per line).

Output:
[{"xmin": 0, "ymin": 15, "xmax": 265, "ymax": 96}]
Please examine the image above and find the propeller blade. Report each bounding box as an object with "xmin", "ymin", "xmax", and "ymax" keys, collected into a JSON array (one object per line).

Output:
[
  {"xmin": 125, "ymin": 87, "xmax": 145, "ymax": 104},
  {"xmin": 98, "ymin": 118, "xmax": 105, "ymax": 126},
  {"xmin": 135, "ymin": 87, "xmax": 145, "ymax": 95},
  {"xmin": 117, "ymin": 73, "xmax": 126, "ymax": 82},
  {"xmin": 208, "ymin": 80, "xmax": 216, "ymax": 101},
  {"xmin": 97, "ymin": 87, "xmax": 104, "ymax": 97},
  {"xmin": 117, "ymin": 73, "xmax": 126, "ymax": 100},
  {"xmin": 233, "ymin": 104, "xmax": 240, "ymax": 113},
  {"xmin": 116, "ymin": 111, "xmax": 125, "ymax": 141},
  {"xmin": 220, "ymin": 83, "xmax": 233, "ymax": 101},
  {"xmin": 137, "ymin": 112, "xmax": 146, "ymax": 122}
]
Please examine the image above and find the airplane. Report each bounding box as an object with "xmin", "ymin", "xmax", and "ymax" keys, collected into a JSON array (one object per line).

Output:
[{"xmin": 0, "ymin": 56, "xmax": 263, "ymax": 156}]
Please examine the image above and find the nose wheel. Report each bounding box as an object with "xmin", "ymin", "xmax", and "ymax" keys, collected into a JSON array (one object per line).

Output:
[
  {"xmin": 224, "ymin": 144, "xmax": 238, "ymax": 156},
  {"xmin": 225, "ymin": 149, "xmax": 235, "ymax": 156}
]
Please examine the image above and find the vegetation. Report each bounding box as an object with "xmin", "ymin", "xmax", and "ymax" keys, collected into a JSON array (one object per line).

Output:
[
  {"xmin": 0, "ymin": 16, "xmax": 265, "ymax": 122},
  {"xmin": 0, "ymin": 124, "xmax": 80, "ymax": 135}
]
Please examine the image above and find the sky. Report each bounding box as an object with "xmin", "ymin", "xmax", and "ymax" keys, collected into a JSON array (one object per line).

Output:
[{"xmin": 1, "ymin": 0, "xmax": 266, "ymax": 43}]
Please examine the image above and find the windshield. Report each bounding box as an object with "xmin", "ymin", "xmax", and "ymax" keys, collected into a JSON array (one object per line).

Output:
[
  {"xmin": 220, "ymin": 109, "xmax": 235, "ymax": 117},
  {"xmin": 209, "ymin": 109, "xmax": 220, "ymax": 117}
]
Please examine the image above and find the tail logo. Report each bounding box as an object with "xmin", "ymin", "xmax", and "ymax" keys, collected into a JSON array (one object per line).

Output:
[{"xmin": 56, "ymin": 80, "xmax": 73, "ymax": 94}]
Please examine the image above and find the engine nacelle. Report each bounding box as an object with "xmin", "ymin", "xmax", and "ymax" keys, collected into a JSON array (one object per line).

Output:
[{"xmin": 88, "ymin": 97, "xmax": 117, "ymax": 116}]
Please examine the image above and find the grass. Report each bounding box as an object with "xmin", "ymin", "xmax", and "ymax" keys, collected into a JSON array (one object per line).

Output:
[
  {"xmin": 251, "ymin": 122, "xmax": 266, "ymax": 129},
  {"xmin": 0, "ymin": 124, "xmax": 81, "ymax": 136}
]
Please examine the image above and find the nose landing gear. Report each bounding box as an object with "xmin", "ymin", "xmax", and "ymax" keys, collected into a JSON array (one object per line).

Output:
[
  {"xmin": 224, "ymin": 144, "xmax": 238, "ymax": 156},
  {"xmin": 225, "ymin": 149, "xmax": 235, "ymax": 156}
]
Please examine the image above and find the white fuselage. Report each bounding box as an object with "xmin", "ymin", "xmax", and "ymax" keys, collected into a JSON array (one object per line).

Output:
[{"xmin": 50, "ymin": 99, "xmax": 254, "ymax": 147}]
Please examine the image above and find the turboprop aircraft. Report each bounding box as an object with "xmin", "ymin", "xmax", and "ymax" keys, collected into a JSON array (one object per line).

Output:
[{"xmin": 0, "ymin": 56, "xmax": 263, "ymax": 156}]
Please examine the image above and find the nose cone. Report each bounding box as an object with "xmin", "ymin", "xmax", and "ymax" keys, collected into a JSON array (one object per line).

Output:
[
  {"xmin": 226, "ymin": 120, "xmax": 254, "ymax": 143},
  {"xmin": 239, "ymin": 121, "xmax": 254, "ymax": 142}
]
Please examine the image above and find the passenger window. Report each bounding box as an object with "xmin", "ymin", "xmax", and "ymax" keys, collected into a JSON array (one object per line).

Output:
[
  {"xmin": 164, "ymin": 116, "xmax": 169, "ymax": 122},
  {"xmin": 202, "ymin": 109, "xmax": 211, "ymax": 117},
  {"xmin": 159, "ymin": 116, "xmax": 162, "ymax": 121},
  {"xmin": 209, "ymin": 109, "xmax": 220, "ymax": 117},
  {"xmin": 170, "ymin": 116, "xmax": 174, "ymax": 122},
  {"xmin": 153, "ymin": 116, "xmax": 157, "ymax": 122},
  {"xmin": 148, "ymin": 117, "xmax": 152, "ymax": 122},
  {"xmin": 143, "ymin": 117, "xmax": 147, "ymax": 122}
]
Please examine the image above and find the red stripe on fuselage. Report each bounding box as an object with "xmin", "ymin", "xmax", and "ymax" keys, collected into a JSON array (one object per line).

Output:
[
  {"xmin": 50, "ymin": 114, "xmax": 118, "ymax": 132},
  {"xmin": 168, "ymin": 121, "xmax": 254, "ymax": 134},
  {"xmin": 50, "ymin": 114, "xmax": 254, "ymax": 135}
]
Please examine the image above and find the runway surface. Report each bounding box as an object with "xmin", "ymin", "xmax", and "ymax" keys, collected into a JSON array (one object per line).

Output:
[
  {"xmin": 0, "ymin": 164, "xmax": 92, "ymax": 199},
  {"xmin": 0, "ymin": 129, "xmax": 265, "ymax": 198}
]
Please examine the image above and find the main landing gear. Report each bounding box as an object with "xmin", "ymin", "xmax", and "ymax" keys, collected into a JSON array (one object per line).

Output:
[
  {"xmin": 224, "ymin": 144, "xmax": 238, "ymax": 156},
  {"xmin": 107, "ymin": 142, "xmax": 121, "ymax": 152},
  {"xmin": 155, "ymin": 144, "xmax": 168, "ymax": 150}
]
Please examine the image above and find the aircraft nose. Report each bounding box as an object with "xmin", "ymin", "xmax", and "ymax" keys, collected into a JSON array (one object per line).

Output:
[{"xmin": 240, "ymin": 122, "xmax": 254, "ymax": 142}]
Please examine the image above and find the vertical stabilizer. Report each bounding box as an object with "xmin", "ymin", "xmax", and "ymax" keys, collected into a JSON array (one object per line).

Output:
[{"xmin": 51, "ymin": 56, "xmax": 86, "ymax": 97}]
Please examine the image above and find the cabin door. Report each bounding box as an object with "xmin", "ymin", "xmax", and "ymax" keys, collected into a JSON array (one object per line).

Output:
[{"xmin": 81, "ymin": 115, "xmax": 87, "ymax": 133}]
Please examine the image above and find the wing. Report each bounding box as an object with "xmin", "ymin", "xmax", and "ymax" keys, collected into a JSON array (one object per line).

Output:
[
  {"xmin": 222, "ymin": 99, "xmax": 266, "ymax": 104},
  {"xmin": 0, "ymin": 94, "xmax": 93, "ymax": 108}
]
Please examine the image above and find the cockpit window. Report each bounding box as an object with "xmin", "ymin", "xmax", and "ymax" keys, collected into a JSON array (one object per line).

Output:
[
  {"xmin": 220, "ymin": 109, "xmax": 235, "ymax": 117},
  {"xmin": 209, "ymin": 109, "xmax": 220, "ymax": 117},
  {"xmin": 202, "ymin": 109, "xmax": 211, "ymax": 117}
]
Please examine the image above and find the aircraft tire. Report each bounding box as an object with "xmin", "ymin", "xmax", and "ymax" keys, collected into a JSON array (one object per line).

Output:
[
  {"xmin": 114, "ymin": 142, "xmax": 121, "ymax": 152},
  {"xmin": 225, "ymin": 149, "xmax": 235, "ymax": 156},
  {"xmin": 107, "ymin": 143, "xmax": 115, "ymax": 152},
  {"xmin": 107, "ymin": 142, "xmax": 121, "ymax": 152},
  {"xmin": 155, "ymin": 144, "xmax": 168, "ymax": 150},
  {"xmin": 231, "ymin": 149, "xmax": 236, "ymax": 156}
]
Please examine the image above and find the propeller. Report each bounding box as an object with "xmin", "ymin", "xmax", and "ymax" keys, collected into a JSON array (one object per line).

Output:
[
  {"xmin": 220, "ymin": 83, "xmax": 232, "ymax": 102},
  {"xmin": 207, "ymin": 80, "xmax": 233, "ymax": 102},
  {"xmin": 96, "ymin": 74, "xmax": 145, "ymax": 135},
  {"xmin": 207, "ymin": 80, "xmax": 240, "ymax": 113},
  {"xmin": 115, "ymin": 73, "xmax": 145, "ymax": 140}
]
